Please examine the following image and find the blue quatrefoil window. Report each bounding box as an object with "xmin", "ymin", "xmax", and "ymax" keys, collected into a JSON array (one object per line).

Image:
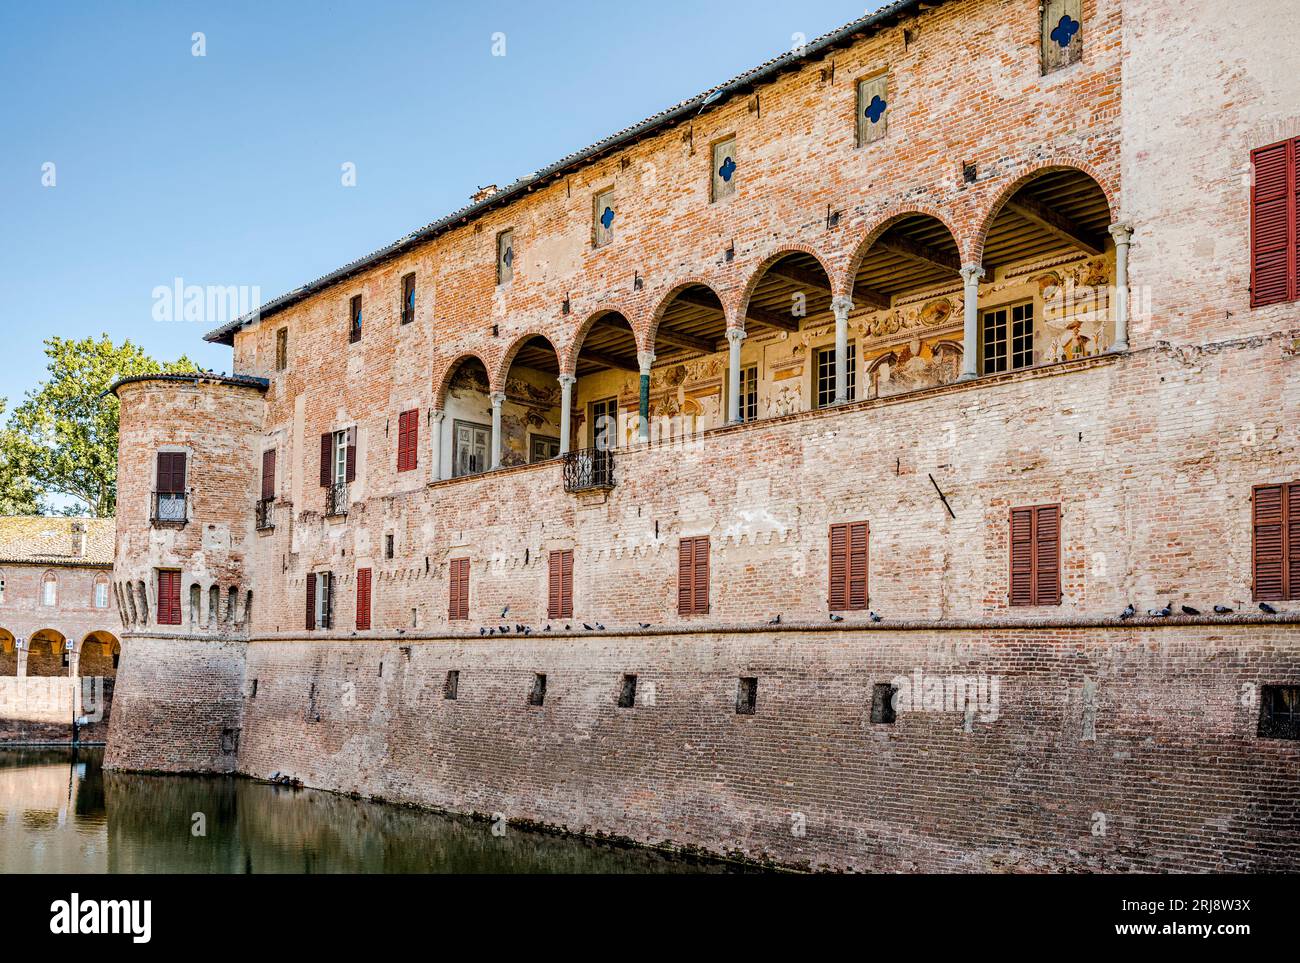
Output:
[
  {"xmin": 864, "ymin": 94, "xmax": 887, "ymax": 124},
  {"xmin": 718, "ymin": 155, "xmax": 737, "ymax": 182},
  {"xmin": 600, "ymin": 206, "xmax": 615, "ymax": 230},
  {"xmin": 1051, "ymin": 14, "xmax": 1080, "ymax": 48}
]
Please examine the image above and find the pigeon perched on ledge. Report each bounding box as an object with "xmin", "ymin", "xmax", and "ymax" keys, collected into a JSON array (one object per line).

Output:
[
  {"xmin": 869, "ymin": 611, "xmax": 883, "ymax": 623},
  {"xmin": 768, "ymin": 614, "xmax": 781, "ymax": 625},
  {"xmin": 1181, "ymin": 605, "xmax": 1201, "ymax": 616},
  {"xmin": 1120, "ymin": 604, "xmax": 1135, "ymax": 620},
  {"xmin": 1260, "ymin": 602, "xmax": 1279, "ymax": 615},
  {"xmin": 1213, "ymin": 605, "xmax": 1233, "ymax": 615},
  {"xmin": 829, "ymin": 613, "xmax": 844, "ymax": 622}
]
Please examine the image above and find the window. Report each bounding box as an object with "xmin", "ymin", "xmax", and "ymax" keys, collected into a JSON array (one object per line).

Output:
[
  {"xmin": 0, "ymin": 571, "xmax": 5, "ymax": 604},
  {"xmin": 453, "ymin": 420, "xmax": 491, "ymax": 477},
  {"xmin": 397, "ymin": 409, "xmax": 419, "ymax": 472},
  {"xmin": 320, "ymin": 428, "xmax": 356, "ymax": 496},
  {"xmin": 41, "ymin": 572, "xmax": 57, "ymax": 607},
  {"xmin": 156, "ymin": 570, "xmax": 181, "ymax": 625},
  {"xmin": 275, "ymin": 327, "xmax": 288, "ymax": 371},
  {"xmin": 448, "ymin": 557, "xmax": 470, "ymax": 620},
  {"xmin": 94, "ymin": 576, "xmax": 109, "ymax": 609},
  {"xmin": 306, "ymin": 571, "xmax": 334, "ymax": 629},
  {"xmin": 589, "ymin": 397, "xmax": 619, "ymax": 450},
  {"xmin": 530, "ymin": 435, "xmax": 560, "ymax": 463},
  {"xmin": 356, "ymin": 567, "xmax": 372, "ymax": 631},
  {"xmin": 348, "ymin": 294, "xmax": 363, "ymax": 343},
  {"xmin": 711, "ymin": 136, "xmax": 737, "ymax": 202},
  {"xmin": 828, "ymin": 522, "xmax": 869, "ymax": 611},
  {"xmin": 385, "ymin": 534, "xmax": 395, "ymax": 560},
  {"xmin": 1250, "ymin": 137, "xmax": 1299, "ymax": 307},
  {"xmin": 618, "ymin": 674, "xmax": 637, "ymax": 709},
  {"xmin": 735, "ymin": 677, "xmax": 757, "ymax": 715},
  {"xmin": 154, "ymin": 451, "xmax": 188, "ymax": 522},
  {"xmin": 1041, "ymin": 0, "xmax": 1082, "ymax": 74},
  {"xmin": 856, "ymin": 73, "xmax": 889, "ymax": 146},
  {"xmin": 815, "ymin": 342, "xmax": 856, "ymax": 408},
  {"xmin": 261, "ymin": 449, "xmax": 276, "ymax": 501},
  {"xmin": 982, "ymin": 302, "xmax": 1034, "ymax": 374},
  {"xmin": 400, "ymin": 273, "xmax": 416, "ymax": 325},
  {"xmin": 1258, "ymin": 685, "xmax": 1300, "ymax": 740},
  {"xmin": 528, "ymin": 673, "xmax": 547, "ymax": 707},
  {"xmin": 496, "ymin": 229, "xmax": 515, "ymax": 285},
  {"xmin": 1009, "ymin": 504, "xmax": 1061, "ymax": 606},
  {"xmin": 870, "ymin": 683, "xmax": 898, "ymax": 725},
  {"xmin": 1252, "ymin": 482, "xmax": 1299, "ymax": 600},
  {"xmin": 677, "ymin": 536, "xmax": 709, "ymax": 615},
  {"xmin": 444, "ymin": 670, "xmax": 460, "ymax": 701},
  {"xmin": 739, "ymin": 364, "xmax": 758, "ymax": 423},
  {"xmin": 593, "ymin": 187, "xmax": 615, "ymax": 248},
  {"xmin": 548, "ymin": 549, "xmax": 573, "ymax": 620}
]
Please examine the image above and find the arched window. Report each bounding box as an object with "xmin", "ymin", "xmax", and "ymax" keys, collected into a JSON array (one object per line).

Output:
[
  {"xmin": 93, "ymin": 574, "xmax": 110, "ymax": 609},
  {"xmin": 42, "ymin": 572, "xmax": 58, "ymax": 607},
  {"xmin": 0, "ymin": 569, "xmax": 6, "ymax": 605}
]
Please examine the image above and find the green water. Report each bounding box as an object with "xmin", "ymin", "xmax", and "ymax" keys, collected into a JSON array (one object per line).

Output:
[{"xmin": 0, "ymin": 748, "xmax": 734, "ymax": 873}]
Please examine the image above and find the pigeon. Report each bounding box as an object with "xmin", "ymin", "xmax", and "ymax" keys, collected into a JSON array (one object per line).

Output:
[
  {"xmin": 1260, "ymin": 602, "xmax": 1279, "ymax": 615},
  {"xmin": 1148, "ymin": 604, "xmax": 1172, "ymax": 618},
  {"xmin": 595, "ymin": 622, "xmax": 605, "ymax": 630},
  {"xmin": 501, "ymin": 605, "xmax": 510, "ymax": 618},
  {"xmin": 829, "ymin": 613, "xmax": 844, "ymax": 622},
  {"xmin": 768, "ymin": 614, "xmax": 781, "ymax": 625},
  {"xmin": 1213, "ymin": 605, "xmax": 1233, "ymax": 614},
  {"xmin": 544, "ymin": 624, "xmax": 552, "ymax": 632},
  {"xmin": 488, "ymin": 628, "xmax": 495, "ymax": 635},
  {"xmin": 480, "ymin": 627, "xmax": 487, "ymax": 636},
  {"xmin": 583, "ymin": 623, "xmax": 594, "ymax": 631},
  {"xmin": 516, "ymin": 624, "xmax": 525, "ymax": 634},
  {"xmin": 523, "ymin": 626, "xmax": 532, "ymax": 636},
  {"xmin": 564, "ymin": 624, "xmax": 571, "ymax": 631},
  {"xmin": 869, "ymin": 611, "xmax": 883, "ymax": 623},
  {"xmin": 499, "ymin": 625, "xmax": 509, "ymax": 634},
  {"xmin": 1181, "ymin": 605, "xmax": 1201, "ymax": 616},
  {"xmin": 1120, "ymin": 604, "xmax": 1135, "ymax": 620},
  {"xmin": 638, "ymin": 623, "xmax": 651, "ymax": 629}
]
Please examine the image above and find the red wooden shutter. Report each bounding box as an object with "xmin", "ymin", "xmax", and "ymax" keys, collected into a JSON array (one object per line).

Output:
[
  {"xmin": 449, "ymin": 558, "xmax": 470, "ymax": 620},
  {"xmin": 346, "ymin": 427, "xmax": 357, "ymax": 482},
  {"xmin": 828, "ymin": 524, "xmax": 848, "ymax": 610},
  {"xmin": 1250, "ymin": 138, "xmax": 1297, "ymax": 307},
  {"xmin": 693, "ymin": 537, "xmax": 709, "ymax": 614},
  {"xmin": 397, "ymin": 409, "xmax": 418, "ymax": 472},
  {"xmin": 1253, "ymin": 483, "xmax": 1294, "ymax": 601},
  {"xmin": 1009, "ymin": 507, "xmax": 1036, "ymax": 606},
  {"xmin": 1010, "ymin": 505, "xmax": 1061, "ymax": 606},
  {"xmin": 678, "ymin": 537, "xmax": 708, "ymax": 615},
  {"xmin": 261, "ymin": 449, "xmax": 276, "ymax": 500},
  {"xmin": 828, "ymin": 522, "xmax": 870, "ymax": 611},
  {"xmin": 356, "ymin": 568, "xmax": 372, "ymax": 630},
  {"xmin": 157, "ymin": 571, "xmax": 180, "ymax": 625},
  {"xmin": 548, "ymin": 550, "xmax": 573, "ymax": 619},
  {"xmin": 320, "ymin": 433, "xmax": 332, "ymax": 488},
  {"xmin": 157, "ymin": 452, "xmax": 186, "ymax": 494},
  {"xmin": 848, "ymin": 522, "xmax": 869, "ymax": 610},
  {"xmin": 306, "ymin": 574, "xmax": 316, "ymax": 630}
]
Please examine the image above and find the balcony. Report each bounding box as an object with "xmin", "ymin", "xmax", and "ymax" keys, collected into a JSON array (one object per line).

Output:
[
  {"xmin": 563, "ymin": 447, "xmax": 615, "ymax": 493},
  {"xmin": 255, "ymin": 497, "xmax": 275, "ymax": 531},
  {"xmin": 325, "ymin": 482, "xmax": 349, "ymax": 516},
  {"xmin": 150, "ymin": 491, "xmax": 187, "ymax": 526}
]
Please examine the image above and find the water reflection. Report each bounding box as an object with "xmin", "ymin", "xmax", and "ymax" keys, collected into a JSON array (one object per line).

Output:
[{"xmin": 0, "ymin": 749, "xmax": 734, "ymax": 873}]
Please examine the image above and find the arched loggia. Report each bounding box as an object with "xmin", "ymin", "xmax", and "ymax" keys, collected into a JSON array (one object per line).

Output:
[
  {"xmin": 433, "ymin": 354, "xmax": 495, "ymax": 478},
  {"xmin": 495, "ymin": 334, "xmax": 564, "ymax": 467},
  {"xmin": 569, "ymin": 310, "xmax": 639, "ymax": 451}
]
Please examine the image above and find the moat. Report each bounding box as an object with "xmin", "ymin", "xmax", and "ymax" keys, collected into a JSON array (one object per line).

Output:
[{"xmin": 0, "ymin": 749, "xmax": 733, "ymax": 873}]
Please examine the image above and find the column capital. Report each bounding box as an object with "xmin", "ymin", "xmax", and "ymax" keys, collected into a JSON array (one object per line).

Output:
[
  {"xmin": 489, "ymin": 391, "xmax": 506, "ymax": 406},
  {"xmin": 637, "ymin": 352, "xmax": 655, "ymax": 375},
  {"xmin": 1108, "ymin": 222, "xmax": 1134, "ymax": 245},
  {"xmin": 557, "ymin": 374, "xmax": 577, "ymax": 388},
  {"xmin": 959, "ymin": 263, "xmax": 985, "ymax": 285},
  {"xmin": 831, "ymin": 295, "xmax": 854, "ymax": 318},
  {"xmin": 430, "ymin": 409, "xmax": 445, "ymax": 422},
  {"xmin": 725, "ymin": 327, "xmax": 747, "ymax": 344}
]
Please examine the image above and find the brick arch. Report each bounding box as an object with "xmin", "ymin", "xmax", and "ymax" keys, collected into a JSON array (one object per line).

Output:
[
  {"xmin": 970, "ymin": 158, "xmax": 1118, "ymax": 265},
  {"xmin": 432, "ymin": 350, "xmax": 493, "ymax": 409},
  {"xmin": 0, "ymin": 628, "xmax": 14, "ymax": 676},
  {"xmin": 843, "ymin": 204, "xmax": 966, "ymax": 295},
  {"xmin": 562, "ymin": 304, "xmax": 637, "ymax": 376},
  {"xmin": 646, "ymin": 277, "xmax": 730, "ymax": 355},
  {"xmin": 735, "ymin": 244, "xmax": 837, "ymax": 332},
  {"xmin": 491, "ymin": 331, "xmax": 562, "ymax": 392}
]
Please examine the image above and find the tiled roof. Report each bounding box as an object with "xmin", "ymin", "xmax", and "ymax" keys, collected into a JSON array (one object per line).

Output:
[
  {"xmin": 0, "ymin": 516, "xmax": 115, "ymax": 567},
  {"xmin": 107, "ymin": 371, "xmax": 270, "ymax": 398},
  {"xmin": 204, "ymin": 0, "xmax": 942, "ymax": 345}
]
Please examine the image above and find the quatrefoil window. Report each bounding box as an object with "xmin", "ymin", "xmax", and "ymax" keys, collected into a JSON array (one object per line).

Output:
[
  {"xmin": 864, "ymin": 94, "xmax": 887, "ymax": 124},
  {"xmin": 1051, "ymin": 14, "xmax": 1080, "ymax": 48},
  {"xmin": 600, "ymin": 206, "xmax": 615, "ymax": 230},
  {"xmin": 718, "ymin": 155, "xmax": 737, "ymax": 182}
]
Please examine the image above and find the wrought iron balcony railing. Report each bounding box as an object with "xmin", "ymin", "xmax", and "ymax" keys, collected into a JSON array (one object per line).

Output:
[
  {"xmin": 255, "ymin": 497, "xmax": 275, "ymax": 530},
  {"xmin": 562, "ymin": 446, "xmax": 615, "ymax": 493},
  {"xmin": 325, "ymin": 481, "xmax": 349, "ymax": 516},
  {"xmin": 150, "ymin": 491, "xmax": 188, "ymax": 525}
]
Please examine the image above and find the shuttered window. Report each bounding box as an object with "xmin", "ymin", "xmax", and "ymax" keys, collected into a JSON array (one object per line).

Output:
[
  {"xmin": 356, "ymin": 567, "xmax": 372, "ymax": 630},
  {"xmin": 828, "ymin": 522, "xmax": 870, "ymax": 611},
  {"xmin": 1250, "ymin": 137, "xmax": 1299, "ymax": 308},
  {"xmin": 156, "ymin": 452, "xmax": 187, "ymax": 494},
  {"xmin": 677, "ymin": 537, "xmax": 709, "ymax": 615},
  {"xmin": 856, "ymin": 73, "xmax": 889, "ymax": 146},
  {"xmin": 306, "ymin": 572, "xmax": 333, "ymax": 630},
  {"xmin": 320, "ymin": 429, "xmax": 356, "ymax": 486},
  {"xmin": 548, "ymin": 550, "xmax": 573, "ymax": 619},
  {"xmin": 349, "ymin": 294, "xmax": 363, "ymax": 343},
  {"xmin": 400, "ymin": 273, "xmax": 416, "ymax": 325},
  {"xmin": 156, "ymin": 570, "xmax": 181, "ymax": 625},
  {"xmin": 397, "ymin": 409, "xmax": 419, "ymax": 472},
  {"xmin": 1253, "ymin": 482, "xmax": 1300, "ymax": 601},
  {"xmin": 448, "ymin": 557, "xmax": 470, "ymax": 620},
  {"xmin": 1009, "ymin": 504, "xmax": 1061, "ymax": 606},
  {"xmin": 261, "ymin": 449, "xmax": 276, "ymax": 500}
]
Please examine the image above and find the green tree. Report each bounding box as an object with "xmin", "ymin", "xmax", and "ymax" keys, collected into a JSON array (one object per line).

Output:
[
  {"xmin": 0, "ymin": 399, "xmax": 43, "ymax": 514},
  {"xmin": 0, "ymin": 336, "xmax": 197, "ymax": 517}
]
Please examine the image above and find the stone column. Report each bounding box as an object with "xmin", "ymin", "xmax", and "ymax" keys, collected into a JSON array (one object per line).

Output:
[
  {"xmin": 1109, "ymin": 223, "xmax": 1133, "ymax": 353},
  {"xmin": 489, "ymin": 392, "xmax": 505, "ymax": 469},
  {"xmin": 959, "ymin": 264, "xmax": 985, "ymax": 381},
  {"xmin": 726, "ymin": 328, "xmax": 747, "ymax": 423},
  {"xmin": 558, "ymin": 374, "xmax": 576, "ymax": 454},
  {"xmin": 430, "ymin": 410, "xmax": 445, "ymax": 479},
  {"xmin": 637, "ymin": 352, "xmax": 654, "ymax": 444},
  {"xmin": 832, "ymin": 295, "xmax": 853, "ymax": 403}
]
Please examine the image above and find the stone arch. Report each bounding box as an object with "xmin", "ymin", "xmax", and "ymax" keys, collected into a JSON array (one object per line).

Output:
[
  {"xmin": 971, "ymin": 159, "xmax": 1118, "ymax": 266},
  {"xmin": 0, "ymin": 628, "xmax": 16, "ymax": 676},
  {"xmin": 78, "ymin": 630, "xmax": 120, "ymax": 678},
  {"xmin": 432, "ymin": 351, "xmax": 494, "ymax": 410},
  {"xmin": 562, "ymin": 305, "xmax": 638, "ymax": 375},
  {"xmin": 492, "ymin": 331, "xmax": 561, "ymax": 392},
  {"xmin": 27, "ymin": 627, "xmax": 68, "ymax": 677},
  {"xmin": 646, "ymin": 277, "xmax": 730, "ymax": 351},
  {"xmin": 844, "ymin": 205, "xmax": 966, "ymax": 293},
  {"xmin": 735, "ymin": 244, "xmax": 837, "ymax": 330}
]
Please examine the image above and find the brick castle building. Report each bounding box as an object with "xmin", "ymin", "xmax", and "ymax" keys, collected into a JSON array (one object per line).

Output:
[{"xmin": 105, "ymin": 0, "xmax": 1299, "ymax": 871}]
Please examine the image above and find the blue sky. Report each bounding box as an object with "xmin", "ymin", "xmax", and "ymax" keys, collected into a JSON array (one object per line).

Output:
[{"xmin": 0, "ymin": 0, "xmax": 877, "ymax": 402}]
